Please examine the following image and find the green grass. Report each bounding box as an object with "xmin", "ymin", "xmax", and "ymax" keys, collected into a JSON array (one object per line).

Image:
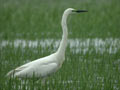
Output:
[
  {"xmin": 0, "ymin": 0, "xmax": 120, "ymax": 90},
  {"xmin": 0, "ymin": 0, "xmax": 120, "ymax": 40}
]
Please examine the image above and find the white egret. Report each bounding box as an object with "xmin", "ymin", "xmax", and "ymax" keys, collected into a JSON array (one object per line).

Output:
[{"xmin": 7, "ymin": 8, "xmax": 87, "ymax": 83}]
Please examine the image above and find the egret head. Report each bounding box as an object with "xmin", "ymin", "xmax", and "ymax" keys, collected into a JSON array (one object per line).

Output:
[
  {"xmin": 62, "ymin": 8, "xmax": 87, "ymax": 25},
  {"xmin": 64, "ymin": 8, "xmax": 87, "ymax": 15}
]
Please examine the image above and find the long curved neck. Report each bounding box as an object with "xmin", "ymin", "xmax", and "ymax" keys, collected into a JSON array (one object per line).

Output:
[{"xmin": 57, "ymin": 12, "xmax": 69, "ymax": 56}]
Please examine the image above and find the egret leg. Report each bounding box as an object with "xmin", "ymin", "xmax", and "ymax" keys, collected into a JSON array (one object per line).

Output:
[{"xmin": 41, "ymin": 78, "xmax": 47, "ymax": 85}]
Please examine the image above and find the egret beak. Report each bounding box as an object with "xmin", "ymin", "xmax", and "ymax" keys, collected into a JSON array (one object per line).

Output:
[{"xmin": 72, "ymin": 10, "xmax": 88, "ymax": 13}]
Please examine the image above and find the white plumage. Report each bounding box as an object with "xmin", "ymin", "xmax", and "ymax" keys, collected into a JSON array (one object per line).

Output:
[
  {"xmin": 7, "ymin": 53, "xmax": 61, "ymax": 78},
  {"xmin": 7, "ymin": 8, "xmax": 87, "ymax": 83}
]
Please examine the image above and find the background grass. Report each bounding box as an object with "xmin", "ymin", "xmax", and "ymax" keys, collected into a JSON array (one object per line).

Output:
[
  {"xmin": 0, "ymin": 0, "xmax": 120, "ymax": 90},
  {"xmin": 0, "ymin": 0, "xmax": 120, "ymax": 40}
]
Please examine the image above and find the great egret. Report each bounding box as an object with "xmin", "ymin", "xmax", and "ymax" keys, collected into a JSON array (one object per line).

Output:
[{"xmin": 7, "ymin": 8, "xmax": 87, "ymax": 83}]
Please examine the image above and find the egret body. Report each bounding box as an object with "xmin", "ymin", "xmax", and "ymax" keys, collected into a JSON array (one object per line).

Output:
[{"xmin": 7, "ymin": 8, "xmax": 87, "ymax": 83}]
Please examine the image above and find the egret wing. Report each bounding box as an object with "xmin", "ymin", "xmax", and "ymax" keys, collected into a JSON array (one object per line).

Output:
[
  {"xmin": 9, "ymin": 62, "xmax": 58, "ymax": 78},
  {"xmin": 37, "ymin": 63, "xmax": 58, "ymax": 77},
  {"xmin": 6, "ymin": 62, "xmax": 31, "ymax": 77}
]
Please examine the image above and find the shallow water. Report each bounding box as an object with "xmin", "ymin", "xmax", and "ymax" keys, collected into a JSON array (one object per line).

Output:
[{"xmin": 0, "ymin": 38, "xmax": 120, "ymax": 54}]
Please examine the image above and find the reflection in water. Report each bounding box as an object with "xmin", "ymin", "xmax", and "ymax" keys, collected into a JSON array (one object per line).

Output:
[{"xmin": 0, "ymin": 38, "xmax": 120, "ymax": 54}]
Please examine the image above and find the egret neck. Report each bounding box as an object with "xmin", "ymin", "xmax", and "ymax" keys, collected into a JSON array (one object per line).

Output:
[{"xmin": 57, "ymin": 10, "xmax": 69, "ymax": 56}]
